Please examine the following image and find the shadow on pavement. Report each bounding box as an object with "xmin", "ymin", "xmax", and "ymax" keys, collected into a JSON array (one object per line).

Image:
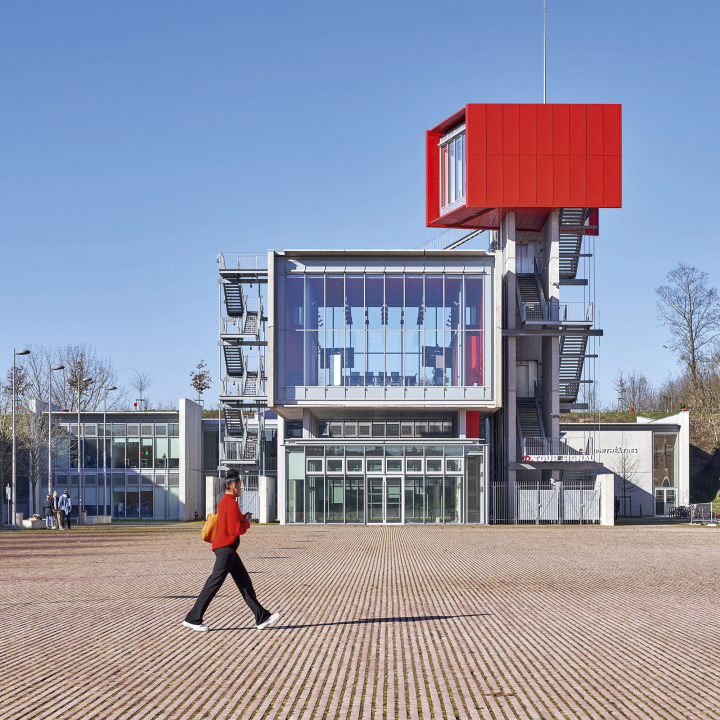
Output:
[{"xmin": 210, "ymin": 613, "xmax": 491, "ymax": 632}]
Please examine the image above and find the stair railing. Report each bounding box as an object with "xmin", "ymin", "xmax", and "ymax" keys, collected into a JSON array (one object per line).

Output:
[
  {"xmin": 533, "ymin": 381, "xmax": 547, "ymax": 443},
  {"xmin": 533, "ymin": 257, "xmax": 549, "ymax": 320},
  {"xmin": 515, "ymin": 280, "xmax": 527, "ymax": 325}
]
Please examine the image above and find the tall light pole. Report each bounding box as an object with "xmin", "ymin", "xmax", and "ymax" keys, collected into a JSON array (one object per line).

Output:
[
  {"xmin": 12, "ymin": 349, "xmax": 31, "ymax": 528},
  {"xmin": 48, "ymin": 364, "xmax": 65, "ymax": 496},
  {"xmin": 103, "ymin": 385, "xmax": 117, "ymax": 519},
  {"xmin": 77, "ymin": 376, "xmax": 93, "ymax": 519}
]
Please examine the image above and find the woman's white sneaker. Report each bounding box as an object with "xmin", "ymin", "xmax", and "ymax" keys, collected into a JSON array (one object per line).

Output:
[
  {"xmin": 257, "ymin": 613, "xmax": 280, "ymax": 630},
  {"xmin": 182, "ymin": 620, "xmax": 209, "ymax": 632}
]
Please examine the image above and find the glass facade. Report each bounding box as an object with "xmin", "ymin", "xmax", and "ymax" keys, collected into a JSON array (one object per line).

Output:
[
  {"xmin": 53, "ymin": 420, "xmax": 181, "ymax": 520},
  {"xmin": 277, "ymin": 272, "xmax": 486, "ymax": 390},
  {"xmin": 286, "ymin": 444, "xmax": 484, "ymax": 525}
]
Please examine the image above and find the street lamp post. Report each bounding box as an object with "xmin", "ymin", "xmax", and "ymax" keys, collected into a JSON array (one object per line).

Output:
[
  {"xmin": 12, "ymin": 349, "xmax": 31, "ymax": 528},
  {"xmin": 77, "ymin": 376, "xmax": 93, "ymax": 521},
  {"xmin": 48, "ymin": 364, "xmax": 65, "ymax": 496},
  {"xmin": 103, "ymin": 386, "xmax": 117, "ymax": 519}
]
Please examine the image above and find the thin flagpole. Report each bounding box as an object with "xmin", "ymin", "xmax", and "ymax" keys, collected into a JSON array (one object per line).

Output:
[{"xmin": 543, "ymin": 0, "xmax": 547, "ymax": 103}]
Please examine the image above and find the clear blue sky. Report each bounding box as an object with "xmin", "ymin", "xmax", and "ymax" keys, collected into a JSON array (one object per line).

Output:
[{"xmin": 1, "ymin": 0, "xmax": 718, "ymax": 407}]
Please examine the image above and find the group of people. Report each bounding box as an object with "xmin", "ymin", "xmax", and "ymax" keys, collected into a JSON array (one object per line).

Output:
[{"xmin": 42, "ymin": 490, "xmax": 73, "ymax": 530}]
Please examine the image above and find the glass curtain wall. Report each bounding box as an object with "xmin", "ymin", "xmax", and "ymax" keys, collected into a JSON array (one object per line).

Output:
[
  {"xmin": 285, "ymin": 445, "xmax": 482, "ymax": 524},
  {"xmin": 55, "ymin": 420, "xmax": 178, "ymax": 520},
  {"xmin": 278, "ymin": 274, "xmax": 484, "ymax": 388}
]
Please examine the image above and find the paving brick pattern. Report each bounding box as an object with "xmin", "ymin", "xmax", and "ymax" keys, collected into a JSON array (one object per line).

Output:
[{"xmin": 2, "ymin": 523, "xmax": 719, "ymax": 719}]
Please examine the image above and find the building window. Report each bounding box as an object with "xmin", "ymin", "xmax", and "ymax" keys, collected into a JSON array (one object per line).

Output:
[
  {"xmin": 653, "ymin": 434, "xmax": 677, "ymax": 487},
  {"xmin": 440, "ymin": 125, "xmax": 466, "ymax": 211},
  {"xmin": 277, "ymin": 272, "xmax": 486, "ymax": 389}
]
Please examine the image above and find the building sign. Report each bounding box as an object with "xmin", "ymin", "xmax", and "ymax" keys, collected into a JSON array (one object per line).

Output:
[{"xmin": 524, "ymin": 454, "xmax": 594, "ymax": 463}]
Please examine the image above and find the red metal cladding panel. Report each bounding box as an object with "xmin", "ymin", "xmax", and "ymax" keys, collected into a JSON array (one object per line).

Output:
[
  {"xmin": 587, "ymin": 105, "xmax": 603, "ymax": 155},
  {"xmin": 570, "ymin": 155, "xmax": 587, "ymax": 207},
  {"xmin": 519, "ymin": 155, "xmax": 537, "ymax": 206},
  {"xmin": 553, "ymin": 155, "xmax": 570, "ymax": 207},
  {"xmin": 553, "ymin": 105, "xmax": 570, "ymax": 155},
  {"xmin": 466, "ymin": 104, "xmax": 486, "ymax": 156},
  {"xmin": 586, "ymin": 155, "xmax": 604, "ymax": 207},
  {"xmin": 604, "ymin": 155, "xmax": 621, "ymax": 207},
  {"xmin": 604, "ymin": 105, "xmax": 621, "ymax": 155},
  {"xmin": 426, "ymin": 131, "xmax": 441, "ymax": 226},
  {"xmin": 537, "ymin": 155, "xmax": 554, "ymax": 206},
  {"xmin": 570, "ymin": 105, "xmax": 587, "ymax": 155},
  {"xmin": 487, "ymin": 105, "xmax": 503, "ymax": 155},
  {"xmin": 487, "ymin": 155, "xmax": 504, "ymax": 206},
  {"xmin": 467, "ymin": 154, "xmax": 487, "ymax": 207},
  {"xmin": 519, "ymin": 105, "xmax": 537, "ymax": 155},
  {"xmin": 503, "ymin": 155, "xmax": 520, "ymax": 206},
  {"xmin": 503, "ymin": 104, "xmax": 520, "ymax": 155},
  {"xmin": 537, "ymin": 104, "xmax": 553, "ymax": 154}
]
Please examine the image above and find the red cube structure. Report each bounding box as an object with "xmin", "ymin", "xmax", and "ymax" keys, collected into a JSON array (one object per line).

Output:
[{"xmin": 426, "ymin": 104, "xmax": 621, "ymax": 231}]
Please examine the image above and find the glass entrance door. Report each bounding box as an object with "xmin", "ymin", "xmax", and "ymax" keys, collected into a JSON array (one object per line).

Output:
[
  {"xmin": 367, "ymin": 477, "xmax": 403, "ymax": 524},
  {"xmin": 655, "ymin": 489, "xmax": 676, "ymax": 516}
]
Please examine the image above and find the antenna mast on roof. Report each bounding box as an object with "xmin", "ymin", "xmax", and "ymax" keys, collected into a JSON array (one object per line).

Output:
[{"xmin": 543, "ymin": 0, "xmax": 546, "ymax": 103}]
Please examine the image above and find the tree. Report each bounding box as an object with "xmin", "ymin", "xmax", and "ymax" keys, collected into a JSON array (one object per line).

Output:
[
  {"xmin": 19, "ymin": 343, "xmax": 127, "ymax": 411},
  {"xmin": 190, "ymin": 360, "xmax": 212, "ymax": 402},
  {"xmin": 611, "ymin": 444, "xmax": 641, "ymax": 517},
  {"xmin": 15, "ymin": 405, "xmax": 67, "ymax": 515},
  {"xmin": 613, "ymin": 370, "xmax": 657, "ymax": 413},
  {"xmin": 130, "ymin": 369, "xmax": 153, "ymax": 410},
  {"xmin": 656, "ymin": 264, "xmax": 720, "ymax": 386}
]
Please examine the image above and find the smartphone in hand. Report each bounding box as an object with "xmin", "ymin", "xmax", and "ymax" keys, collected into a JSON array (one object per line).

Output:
[{"xmin": 244, "ymin": 511, "xmax": 252, "ymax": 521}]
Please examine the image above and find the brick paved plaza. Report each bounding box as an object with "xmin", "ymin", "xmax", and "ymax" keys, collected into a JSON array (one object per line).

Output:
[{"xmin": 2, "ymin": 523, "xmax": 719, "ymax": 720}]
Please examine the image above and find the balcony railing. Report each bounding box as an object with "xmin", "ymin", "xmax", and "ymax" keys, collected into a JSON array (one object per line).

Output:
[
  {"xmin": 217, "ymin": 253, "xmax": 268, "ymax": 271},
  {"xmin": 522, "ymin": 437, "xmax": 594, "ymax": 457}
]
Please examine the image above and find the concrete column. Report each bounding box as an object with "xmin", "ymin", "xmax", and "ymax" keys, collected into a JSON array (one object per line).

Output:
[
  {"xmin": 539, "ymin": 212, "xmax": 560, "ymax": 481},
  {"xmin": 205, "ymin": 476, "xmax": 218, "ymax": 517},
  {"xmin": 277, "ymin": 417, "xmax": 286, "ymax": 525},
  {"xmin": 179, "ymin": 399, "xmax": 203, "ymax": 522},
  {"xmin": 502, "ymin": 213, "xmax": 517, "ymax": 518},
  {"xmin": 259, "ymin": 476, "xmax": 277, "ymax": 523},
  {"xmin": 597, "ymin": 473, "xmax": 615, "ymax": 526}
]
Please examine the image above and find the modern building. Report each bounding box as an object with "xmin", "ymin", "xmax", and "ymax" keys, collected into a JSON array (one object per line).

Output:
[
  {"xmin": 215, "ymin": 103, "xmax": 641, "ymax": 525},
  {"xmin": 11, "ymin": 400, "xmax": 277, "ymax": 523}
]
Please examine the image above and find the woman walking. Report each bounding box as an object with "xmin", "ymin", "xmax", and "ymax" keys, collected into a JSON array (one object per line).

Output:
[{"xmin": 183, "ymin": 469, "xmax": 280, "ymax": 633}]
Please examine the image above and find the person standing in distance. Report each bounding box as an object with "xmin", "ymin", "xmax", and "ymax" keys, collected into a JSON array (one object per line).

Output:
[
  {"xmin": 183, "ymin": 469, "xmax": 280, "ymax": 632},
  {"xmin": 59, "ymin": 490, "xmax": 72, "ymax": 530}
]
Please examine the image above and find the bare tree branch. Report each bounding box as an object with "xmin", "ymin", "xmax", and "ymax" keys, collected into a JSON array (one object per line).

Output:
[{"xmin": 655, "ymin": 264, "xmax": 720, "ymax": 385}]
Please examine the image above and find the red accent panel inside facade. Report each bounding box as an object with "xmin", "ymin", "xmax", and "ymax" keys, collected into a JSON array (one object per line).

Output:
[
  {"xmin": 468, "ymin": 154, "xmax": 487, "ymax": 207},
  {"xmin": 587, "ymin": 105, "xmax": 603, "ymax": 155},
  {"xmin": 466, "ymin": 411, "xmax": 480, "ymax": 439},
  {"xmin": 553, "ymin": 105, "xmax": 570, "ymax": 155},
  {"xmin": 503, "ymin": 155, "xmax": 520, "ymax": 206},
  {"xmin": 487, "ymin": 105, "xmax": 503, "ymax": 155},
  {"xmin": 570, "ymin": 155, "xmax": 587, "ymax": 207},
  {"xmin": 520, "ymin": 155, "xmax": 537, "ymax": 206}
]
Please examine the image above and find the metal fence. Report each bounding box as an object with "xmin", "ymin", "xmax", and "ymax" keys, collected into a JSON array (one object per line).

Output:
[
  {"xmin": 516, "ymin": 480, "xmax": 601, "ymax": 524},
  {"xmin": 490, "ymin": 481, "xmax": 508, "ymax": 524}
]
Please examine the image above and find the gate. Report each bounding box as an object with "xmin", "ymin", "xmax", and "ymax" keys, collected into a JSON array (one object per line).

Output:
[{"xmin": 514, "ymin": 480, "xmax": 600, "ymax": 524}]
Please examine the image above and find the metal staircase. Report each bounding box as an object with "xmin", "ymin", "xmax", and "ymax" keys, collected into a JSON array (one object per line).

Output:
[
  {"xmin": 516, "ymin": 385, "xmax": 546, "ymax": 459},
  {"xmin": 558, "ymin": 208, "xmax": 597, "ymax": 410},
  {"xmin": 217, "ymin": 253, "xmax": 269, "ymax": 472},
  {"xmin": 559, "ymin": 334, "xmax": 590, "ymax": 405},
  {"xmin": 558, "ymin": 208, "xmax": 591, "ymax": 281}
]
